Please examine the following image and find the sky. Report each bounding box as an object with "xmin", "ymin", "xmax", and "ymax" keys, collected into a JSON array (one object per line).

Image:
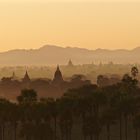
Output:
[{"xmin": 0, "ymin": 0, "xmax": 140, "ymax": 51}]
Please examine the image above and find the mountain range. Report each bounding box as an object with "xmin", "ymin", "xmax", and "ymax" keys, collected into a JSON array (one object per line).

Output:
[{"xmin": 0, "ymin": 45, "xmax": 140, "ymax": 65}]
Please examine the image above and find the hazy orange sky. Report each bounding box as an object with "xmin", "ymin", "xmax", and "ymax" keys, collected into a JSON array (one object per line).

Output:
[{"xmin": 0, "ymin": 0, "xmax": 140, "ymax": 51}]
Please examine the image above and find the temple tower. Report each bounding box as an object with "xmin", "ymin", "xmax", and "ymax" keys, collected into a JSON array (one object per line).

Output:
[
  {"xmin": 53, "ymin": 65, "xmax": 63, "ymax": 84},
  {"xmin": 68, "ymin": 59, "xmax": 74, "ymax": 67},
  {"xmin": 22, "ymin": 71, "xmax": 31, "ymax": 83}
]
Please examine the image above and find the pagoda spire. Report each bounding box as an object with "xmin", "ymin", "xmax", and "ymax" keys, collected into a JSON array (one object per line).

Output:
[
  {"xmin": 57, "ymin": 65, "xmax": 60, "ymax": 71},
  {"xmin": 11, "ymin": 71, "xmax": 17, "ymax": 80},
  {"xmin": 53, "ymin": 65, "xmax": 63, "ymax": 84},
  {"xmin": 68, "ymin": 59, "xmax": 74, "ymax": 67},
  {"xmin": 12, "ymin": 71, "xmax": 16, "ymax": 78},
  {"xmin": 22, "ymin": 70, "xmax": 30, "ymax": 82}
]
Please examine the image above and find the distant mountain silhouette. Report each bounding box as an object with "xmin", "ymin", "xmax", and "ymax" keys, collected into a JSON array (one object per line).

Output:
[{"xmin": 0, "ymin": 45, "xmax": 140, "ymax": 65}]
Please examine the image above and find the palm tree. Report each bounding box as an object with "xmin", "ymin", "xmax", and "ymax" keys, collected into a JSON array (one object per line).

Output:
[
  {"xmin": 0, "ymin": 98, "xmax": 11, "ymax": 140},
  {"xmin": 17, "ymin": 89, "xmax": 37, "ymax": 105},
  {"xmin": 109, "ymin": 74, "xmax": 138, "ymax": 140},
  {"xmin": 121, "ymin": 74, "xmax": 138, "ymax": 140},
  {"xmin": 121, "ymin": 74, "xmax": 138, "ymax": 95},
  {"xmin": 119, "ymin": 96, "xmax": 136, "ymax": 140},
  {"xmin": 65, "ymin": 84, "xmax": 106, "ymax": 140},
  {"xmin": 17, "ymin": 89, "xmax": 38, "ymax": 140},
  {"xmin": 34, "ymin": 121, "xmax": 53, "ymax": 140},
  {"xmin": 82, "ymin": 115, "xmax": 102, "ymax": 140},
  {"xmin": 33, "ymin": 100, "xmax": 54, "ymax": 140},
  {"xmin": 133, "ymin": 114, "xmax": 140, "ymax": 140},
  {"xmin": 131, "ymin": 66, "xmax": 139, "ymax": 79},
  {"xmin": 58, "ymin": 96, "xmax": 74, "ymax": 140},
  {"xmin": 102, "ymin": 84, "xmax": 122, "ymax": 140},
  {"xmin": 109, "ymin": 83, "xmax": 125, "ymax": 140},
  {"xmin": 64, "ymin": 85, "xmax": 98, "ymax": 140},
  {"xmin": 19, "ymin": 121, "xmax": 34, "ymax": 140},
  {"xmin": 40, "ymin": 98, "xmax": 58, "ymax": 140},
  {"xmin": 8, "ymin": 103, "xmax": 20, "ymax": 140},
  {"xmin": 102, "ymin": 108, "xmax": 117, "ymax": 140}
]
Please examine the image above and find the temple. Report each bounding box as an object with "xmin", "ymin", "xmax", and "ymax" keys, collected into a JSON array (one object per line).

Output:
[
  {"xmin": 11, "ymin": 72, "xmax": 17, "ymax": 81},
  {"xmin": 22, "ymin": 71, "xmax": 30, "ymax": 83},
  {"xmin": 52, "ymin": 65, "xmax": 64, "ymax": 84},
  {"xmin": 68, "ymin": 59, "xmax": 74, "ymax": 67},
  {"xmin": 0, "ymin": 65, "xmax": 91, "ymax": 100}
]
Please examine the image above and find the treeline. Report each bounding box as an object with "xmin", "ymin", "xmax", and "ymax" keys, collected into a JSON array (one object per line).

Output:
[{"xmin": 0, "ymin": 67, "xmax": 140, "ymax": 140}]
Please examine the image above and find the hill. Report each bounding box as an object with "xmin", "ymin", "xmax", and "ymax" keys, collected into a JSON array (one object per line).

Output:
[{"xmin": 0, "ymin": 45, "xmax": 139, "ymax": 65}]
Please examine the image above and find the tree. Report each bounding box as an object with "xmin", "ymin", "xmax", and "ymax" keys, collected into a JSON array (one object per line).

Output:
[
  {"xmin": 97, "ymin": 75, "xmax": 110, "ymax": 87},
  {"xmin": 133, "ymin": 114, "xmax": 140, "ymax": 140},
  {"xmin": 119, "ymin": 96, "xmax": 136, "ymax": 140},
  {"xmin": 40, "ymin": 98, "xmax": 58, "ymax": 140},
  {"xmin": 121, "ymin": 74, "xmax": 138, "ymax": 95},
  {"xmin": 8, "ymin": 103, "xmax": 20, "ymax": 140},
  {"xmin": 110, "ymin": 80, "xmax": 136, "ymax": 140},
  {"xmin": 17, "ymin": 89, "xmax": 37, "ymax": 105},
  {"xmin": 58, "ymin": 96, "xmax": 74, "ymax": 140},
  {"xmin": 131, "ymin": 66, "xmax": 139, "ymax": 79},
  {"xmin": 102, "ymin": 108, "xmax": 117, "ymax": 140},
  {"xmin": 65, "ymin": 84, "xmax": 106, "ymax": 140},
  {"xmin": 0, "ymin": 98, "xmax": 11, "ymax": 140}
]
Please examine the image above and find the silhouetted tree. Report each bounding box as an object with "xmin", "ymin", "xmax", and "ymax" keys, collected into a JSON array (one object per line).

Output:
[{"xmin": 131, "ymin": 66, "xmax": 139, "ymax": 79}]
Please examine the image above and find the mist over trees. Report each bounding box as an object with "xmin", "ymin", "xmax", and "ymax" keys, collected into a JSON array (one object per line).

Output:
[{"xmin": 0, "ymin": 62, "xmax": 138, "ymax": 82}]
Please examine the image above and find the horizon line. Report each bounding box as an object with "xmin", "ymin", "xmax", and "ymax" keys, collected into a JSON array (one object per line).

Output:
[{"xmin": 1, "ymin": 44, "xmax": 140, "ymax": 53}]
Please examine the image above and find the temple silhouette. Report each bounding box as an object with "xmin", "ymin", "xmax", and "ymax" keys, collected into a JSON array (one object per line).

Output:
[
  {"xmin": 67, "ymin": 59, "xmax": 74, "ymax": 67},
  {"xmin": 0, "ymin": 65, "xmax": 90, "ymax": 100},
  {"xmin": 52, "ymin": 65, "xmax": 64, "ymax": 84}
]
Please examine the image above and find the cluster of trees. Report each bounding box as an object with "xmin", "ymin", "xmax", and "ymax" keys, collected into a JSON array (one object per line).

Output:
[{"xmin": 0, "ymin": 67, "xmax": 140, "ymax": 140}]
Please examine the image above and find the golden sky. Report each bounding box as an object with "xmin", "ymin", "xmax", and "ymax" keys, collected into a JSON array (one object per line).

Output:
[{"xmin": 0, "ymin": 0, "xmax": 140, "ymax": 51}]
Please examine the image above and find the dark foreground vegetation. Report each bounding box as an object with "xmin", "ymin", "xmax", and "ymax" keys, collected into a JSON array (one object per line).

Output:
[{"xmin": 0, "ymin": 67, "xmax": 140, "ymax": 140}]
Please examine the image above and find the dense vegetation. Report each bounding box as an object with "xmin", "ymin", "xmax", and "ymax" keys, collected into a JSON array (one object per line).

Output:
[{"xmin": 0, "ymin": 67, "xmax": 140, "ymax": 140}]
